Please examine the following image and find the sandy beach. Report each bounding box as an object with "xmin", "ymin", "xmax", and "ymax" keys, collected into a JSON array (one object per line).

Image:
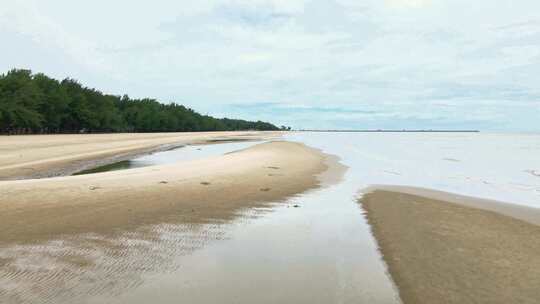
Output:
[
  {"xmin": 361, "ymin": 187, "xmax": 540, "ymax": 304},
  {"xmin": 0, "ymin": 131, "xmax": 281, "ymax": 180},
  {"xmin": 2, "ymin": 131, "xmax": 539, "ymax": 304},
  {"xmin": 0, "ymin": 140, "xmax": 335, "ymax": 244}
]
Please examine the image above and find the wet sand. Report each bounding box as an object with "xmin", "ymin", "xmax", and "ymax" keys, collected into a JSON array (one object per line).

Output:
[
  {"xmin": 0, "ymin": 141, "xmax": 329, "ymax": 244},
  {"xmin": 0, "ymin": 131, "xmax": 281, "ymax": 180},
  {"xmin": 361, "ymin": 187, "xmax": 540, "ymax": 304}
]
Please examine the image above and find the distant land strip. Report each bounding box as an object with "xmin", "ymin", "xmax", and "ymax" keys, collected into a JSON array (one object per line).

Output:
[{"xmin": 296, "ymin": 129, "xmax": 480, "ymax": 133}]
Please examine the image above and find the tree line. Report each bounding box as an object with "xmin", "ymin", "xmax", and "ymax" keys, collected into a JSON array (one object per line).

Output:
[{"xmin": 0, "ymin": 69, "xmax": 282, "ymax": 134}]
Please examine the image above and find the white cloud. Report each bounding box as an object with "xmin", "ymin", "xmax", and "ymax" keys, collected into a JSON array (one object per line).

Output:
[
  {"xmin": 0, "ymin": 1, "xmax": 107, "ymax": 72},
  {"xmin": 0, "ymin": 0, "xmax": 539, "ymax": 130},
  {"xmin": 385, "ymin": 0, "xmax": 431, "ymax": 8}
]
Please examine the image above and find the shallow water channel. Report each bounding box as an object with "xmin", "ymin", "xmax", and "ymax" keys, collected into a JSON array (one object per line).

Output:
[
  {"xmin": 0, "ymin": 136, "xmax": 401, "ymax": 304},
  {"xmin": 73, "ymin": 140, "xmax": 264, "ymax": 175}
]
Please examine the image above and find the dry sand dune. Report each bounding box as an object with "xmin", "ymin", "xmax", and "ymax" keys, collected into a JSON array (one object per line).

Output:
[
  {"xmin": 361, "ymin": 187, "xmax": 540, "ymax": 304},
  {"xmin": 0, "ymin": 131, "xmax": 281, "ymax": 180},
  {"xmin": 0, "ymin": 141, "xmax": 333, "ymax": 244}
]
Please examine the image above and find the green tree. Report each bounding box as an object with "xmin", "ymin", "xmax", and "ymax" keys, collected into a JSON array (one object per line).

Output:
[
  {"xmin": 0, "ymin": 69, "xmax": 283, "ymax": 134},
  {"xmin": 0, "ymin": 69, "xmax": 43, "ymax": 133}
]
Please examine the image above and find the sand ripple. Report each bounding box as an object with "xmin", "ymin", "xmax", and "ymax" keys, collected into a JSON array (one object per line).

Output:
[{"xmin": 0, "ymin": 219, "xmax": 237, "ymax": 303}]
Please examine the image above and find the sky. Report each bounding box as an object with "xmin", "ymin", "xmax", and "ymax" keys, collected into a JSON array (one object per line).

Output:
[{"xmin": 1, "ymin": 0, "xmax": 539, "ymax": 131}]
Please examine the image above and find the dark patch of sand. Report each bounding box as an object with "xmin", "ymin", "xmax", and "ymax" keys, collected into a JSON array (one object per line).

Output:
[{"xmin": 360, "ymin": 189, "xmax": 540, "ymax": 304}]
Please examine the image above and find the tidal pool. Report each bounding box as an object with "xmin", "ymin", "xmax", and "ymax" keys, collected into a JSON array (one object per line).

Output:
[{"xmin": 74, "ymin": 140, "xmax": 263, "ymax": 175}]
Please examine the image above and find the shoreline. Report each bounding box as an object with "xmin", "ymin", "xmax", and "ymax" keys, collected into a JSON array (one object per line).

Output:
[
  {"xmin": 0, "ymin": 131, "xmax": 282, "ymax": 180},
  {"xmin": 360, "ymin": 186, "xmax": 540, "ymax": 304},
  {"xmin": 0, "ymin": 141, "xmax": 343, "ymax": 244},
  {"xmin": 362, "ymin": 185, "xmax": 540, "ymax": 226}
]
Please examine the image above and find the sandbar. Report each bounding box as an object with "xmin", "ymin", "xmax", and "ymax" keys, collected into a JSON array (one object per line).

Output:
[
  {"xmin": 0, "ymin": 141, "xmax": 336, "ymax": 244},
  {"xmin": 360, "ymin": 186, "xmax": 540, "ymax": 304}
]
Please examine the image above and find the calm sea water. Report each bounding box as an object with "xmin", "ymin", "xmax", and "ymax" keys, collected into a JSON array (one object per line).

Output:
[
  {"xmin": 2, "ymin": 132, "xmax": 539, "ymax": 304},
  {"xmin": 286, "ymin": 132, "xmax": 540, "ymax": 208}
]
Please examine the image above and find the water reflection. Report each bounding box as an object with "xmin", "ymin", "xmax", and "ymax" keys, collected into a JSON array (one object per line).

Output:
[
  {"xmin": 0, "ymin": 184, "xmax": 401, "ymax": 304},
  {"xmin": 99, "ymin": 184, "xmax": 401, "ymax": 304},
  {"xmin": 74, "ymin": 160, "xmax": 132, "ymax": 175}
]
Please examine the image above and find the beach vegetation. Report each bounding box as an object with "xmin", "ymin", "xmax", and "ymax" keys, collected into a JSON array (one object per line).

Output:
[{"xmin": 0, "ymin": 69, "xmax": 280, "ymax": 134}]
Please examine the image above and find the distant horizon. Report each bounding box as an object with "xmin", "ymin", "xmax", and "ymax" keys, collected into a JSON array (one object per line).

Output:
[{"xmin": 294, "ymin": 129, "xmax": 480, "ymax": 132}]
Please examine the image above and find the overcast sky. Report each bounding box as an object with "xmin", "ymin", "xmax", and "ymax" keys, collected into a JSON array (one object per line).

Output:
[{"xmin": 1, "ymin": 0, "xmax": 539, "ymax": 130}]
